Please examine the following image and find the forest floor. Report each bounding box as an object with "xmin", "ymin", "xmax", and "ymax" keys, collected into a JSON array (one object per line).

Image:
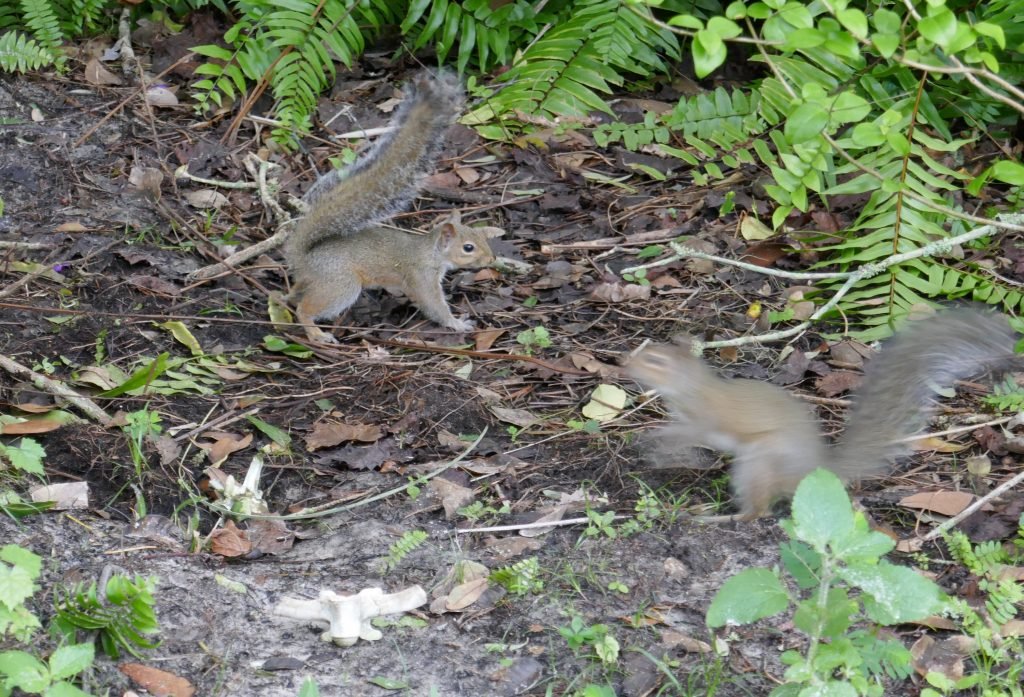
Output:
[{"xmin": 2, "ymin": 25, "xmax": 1023, "ymax": 697}]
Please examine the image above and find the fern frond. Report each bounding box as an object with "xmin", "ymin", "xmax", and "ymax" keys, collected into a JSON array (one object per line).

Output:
[
  {"xmin": 19, "ymin": 0, "xmax": 63, "ymax": 53},
  {"xmin": 0, "ymin": 29, "xmax": 55, "ymax": 72},
  {"xmin": 467, "ymin": 0, "xmax": 677, "ymax": 126}
]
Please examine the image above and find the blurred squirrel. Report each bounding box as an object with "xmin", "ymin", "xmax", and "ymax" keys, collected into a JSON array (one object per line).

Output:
[
  {"xmin": 284, "ymin": 70, "xmax": 503, "ymax": 343},
  {"xmin": 627, "ymin": 309, "xmax": 1019, "ymax": 519}
]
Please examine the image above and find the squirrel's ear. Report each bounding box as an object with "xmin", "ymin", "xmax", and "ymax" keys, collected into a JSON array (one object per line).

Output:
[
  {"xmin": 437, "ymin": 222, "xmax": 457, "ymax": 242},
  {"xmin": 481, "ymin": 226, "xmax": 505, "ymax": 239}
]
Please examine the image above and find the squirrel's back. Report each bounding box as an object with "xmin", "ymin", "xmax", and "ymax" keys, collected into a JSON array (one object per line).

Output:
[{"xmin": 287, "ymin": 70, "xmax": 465, "ymax": 260}]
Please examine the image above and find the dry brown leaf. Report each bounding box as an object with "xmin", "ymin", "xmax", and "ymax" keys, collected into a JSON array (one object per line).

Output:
[
  {"xmin": 127, "ymin": 275, "xmax": 180, "ymax": 296},
  {"xmin": 814, "ymin": 370, "xmax": 861, "ymax": 397},
  {"xmin": 84, "ymin": 58, "xmax": 122, "ymax": 85},
  {"xmin": 209, "ymin": 520, "xmax": 251, "ymax": 558},
  {"xmin": 428, "ymin": 477, "xmax": 474, "ymax": 520},
  {"xmin": 488, "ymin": 406, "xmax": 540, "ymax": 428},
  {"xmin": 454, "ymin": 167, "xmax": 481, "ymax": 184},
  {"xmin": 910, "ymin": 634, "xmax": 975, "ymax": 681},
  {"xmin": 474, "ymin": 328, "xmax": 504, "ymax": 351},
  {"xmin": 481, "ymin": 536, "xmax": 544, "ymax": 561},
  {"xmin": 520, "ymin": 505, "xmax": 567, "ymax": 538},
  {"xmin": 0, "ymin": 417, "xmax": 65, "ymax": 434},
  {"xmin": 659, "ymin": 629, "xmax": 713, "ymax": 653},
  {"xmin": 306, "ymin": 421, "xmax": 383, "ymax": 451},
  {"xmin": 204, "ymin": 432, "xmax": 253, "ymax": 466},
  {"xmin": 247, "ymin": 518, "xmax": 295, "ymax": 555},
  {"xmin": 185, "ymin": 189, "xmax": 228, "ymax": 209},
  {"xmin": 55, "ymin": 221, "xmax": 88, "ymax": 232},
  {"xmin": 588, "ymin": 281, "xmax": 651, "ymax": 303},
  {"xmin": 908, "ymin": 436, "xmax": 969, "ymax": 453},
  {"xmin": 446, "ymin": 578, "xmax": 489, "ymax": 611},
  {"xmin": 120, "ymin": 663, "xmax": 195, "ymax": 697},
  {"xmin": 899, "ymin": 490, "xmax": 977, "ymax": 517}
]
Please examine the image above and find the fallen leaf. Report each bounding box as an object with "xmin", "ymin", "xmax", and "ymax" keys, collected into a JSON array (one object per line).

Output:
[
  {"xmin": 588, "ymin": 281, "xmax": 651, "ymax": 303},
  {"xmin": 739, "ymin": 215, "xmax": 775, "ymax": 241},
  {"xmin": 185, "ymin": 189, "xmax": 229, "ymax": 209},
  {"xmin": 85, "ymin": 57, "xmax": 122, "ymax": 85},
  {"xmin": 908, "ymin": 436, "xmax": 969, "ymax": 453},
  {"xmin": 474, "ymin": 328, "xmax": 504, "ymax": 351},
  {"xmin": 445, "ymin": 578, "xmax": 489, "ymax": 611},
  {"xmin": 899, "ymin": 490, "xmax": 978, "ymax": 517},
  {"xmin": 203, "ymin": 432, "xmax": 253, "ymax": 466},
  {"xmin": 489, "ymin": 406, "xmax": 540, "ymax": 428},
  {"xmin": 582, "ymin": 384, "xmax": 627, "ymax": 422},
  {"xmin": 146, "ymin": 84, "xmax": 179, "ymax": 107},
  {"xmin": 209, "ymin": 520, "xmax": 251, "ymax": 557},
  {"xmin": 659, "ymin": 629, "xmax": 713, "ymax": 653},
  {"xmin": 120, "ymin": 663, "xmax": 195, "ymax": 697},
  {"xmin": 428, "ymin": 477, "xmax": 474, "ymax": 520},
  {"xmin": 910, "ymin": 634, "xmax": 975, "ymax": 681},
  {"xmin": 247, "ymin": 518, "xmax": 295, "ymax": 555},
  {"xmin": 306, "ymin": 421, "xmax": 383, "ymax": 451},
  {"xmin": 814, "ymin": 371, "xmax": 860, "ymax": 397}
]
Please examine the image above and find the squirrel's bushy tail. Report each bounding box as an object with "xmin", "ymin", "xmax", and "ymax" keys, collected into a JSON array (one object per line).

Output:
[
  {"xmin": 289, "ymin": 70, "xmax": 465, "ymax": 255},
  {"xmin": 832, "ymin": 308, "xmax": 1018, "ymax": 478}
]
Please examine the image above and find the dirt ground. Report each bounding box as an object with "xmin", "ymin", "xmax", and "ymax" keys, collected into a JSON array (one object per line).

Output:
[{"xmin": 1, "ymin": 43, "xmax": 1022, "ymax": 697}]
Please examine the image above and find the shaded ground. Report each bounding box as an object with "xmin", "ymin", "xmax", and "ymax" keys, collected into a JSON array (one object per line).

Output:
[{"xmin": 1, "ymin": 48, "xmax": 1022, "ymax": 697}]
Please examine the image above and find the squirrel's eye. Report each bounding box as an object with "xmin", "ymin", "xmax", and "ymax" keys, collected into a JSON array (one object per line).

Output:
[{"xmin": 462, "ymin": 243, "xmax": 476, "ymax": 253}]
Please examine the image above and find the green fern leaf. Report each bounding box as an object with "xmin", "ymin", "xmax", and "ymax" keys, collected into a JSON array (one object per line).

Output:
[{"xmin": 0, "ymin": 29, "xmax": 55, "ymax": 72}]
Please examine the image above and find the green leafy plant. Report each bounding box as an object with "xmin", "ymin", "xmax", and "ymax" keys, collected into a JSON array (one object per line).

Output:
[
  {"xmin": 707, "ymin": 469, "xmax": 942, "ymax": 695},
  {"xmin": 558, "ymin": 614, "xmax": 620, "ymax": 666},
  {"xmin": 933, "ymin": 527, "xmax": 1024, "ymax": 696},
  {"xmin": 515, "ymin": 325, "xmax": 552, "ymax": 355},
  {"xmin": 0, "ymin": 643, "xmax": 94, "ymax": 697},
  {"xmin": 0, "ymin": 437, "xmax": 46, "ymax": 477},
  {"xmin": 983, "ymin": 376, "xmax": 1024, "ymax": 413},
  {"xmin": 0, "ymin": 545, "xmax": 95, "ymax": 696},
  {"xmin": 381, "ymin": 530, "xmax": 427, "ymax": 574},
  {"xmin": 0, "ymin": 545, "xmax": 43, "ymax": 642},
  {"xmin": 617, "ymin": 0, "xmax": 1024, "ymax": 335},
  {"xmin": 490, "ymin": 557, "xmax": 543, "ymax": 596},
  {"xmin": 52, "ymin": 573, "xmax": 160, "ymax": 658}
]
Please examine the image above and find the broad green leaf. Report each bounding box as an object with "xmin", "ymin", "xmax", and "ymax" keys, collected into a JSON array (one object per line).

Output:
[
  {"xmin": 99, "ymin": 353, "xmax": 169, "ymax": 398},
  {"xmin": 247, "ymin": 415, "xmax": 291, "ymax": 448},
  {"xmin": 784, "ymin": 28, "xmax": 825, "ymax": 50},
  {"xmin": 691, "ymin": 32, "xmax": 727, "ymax": 78},
  {"xmin": 668, "ymin": 14, "xmax": 703, "ymax": 30},
  {"xmin": 707, "ymin": 16, "xmax": 742, "ymax": 39},
  {"xmin": 917, "ymin": 9, "xmax": 957, "ymax": 49},
  {"xmin": 778, "ymin": 540, "xmax": 821, "ymax": 590},
  {"xmin": 1, "ymin": 438, "xmax": 46, "ymax": 476},
  {"xmin": 842, "ymin": 562, "xmax": 947, "ymax": 624},
  {"xmin": 707, "ymin": 568, "xmax": 789, "ymax": 627},
  {"xmin": 0, "ymin": 545, "xmax": 41, "ymax": 577},
  {"xmin": 836, "ymin": 8, "xmax": 867, "ymax": 39},
  {"xmin": 991, "ymin": 160, "xmax": 1024, "ymax": 186},
  {"xmin": 973, "ymin": 21, "xmax": 1005, "ymax": 49},
  {"xmin": 790, "ymin": 469, "xmax": 854, "ymax": 552},
  {"xmin": 872, "ymin": 9, "xmax": 901, "ymax": 34},
  {"xmin": 784, "ymin": 103, "xmax": 829, "ymax": 143},
  {"xmin": 48, "ymin": 643, "xmax": 95, "ymax": 681},
  {"xmin": 159, "ymin": 321, "xmax": 203, "ymax": 356}
]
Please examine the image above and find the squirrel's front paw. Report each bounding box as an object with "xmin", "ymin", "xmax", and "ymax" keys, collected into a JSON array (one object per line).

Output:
[
  {"xmin": 305, "ymin": 327, "xmax": 339, "ymax": 344},
  {"xmin": 447, "ymin": 318, "xmax": 475, "ymax": 332}
]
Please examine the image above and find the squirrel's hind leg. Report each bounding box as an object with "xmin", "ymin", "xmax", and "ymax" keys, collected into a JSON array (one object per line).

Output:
[{"xmin": 294, "ymin": 282, "xmax": 362, "ymax": 343}]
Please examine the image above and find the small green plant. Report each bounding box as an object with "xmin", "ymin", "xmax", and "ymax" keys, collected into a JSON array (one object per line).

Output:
[
  {"xmin": 0, "ymin": 643, "xmax": 95, "ymax": 697},
  {"xmin": 490, "ymin": 557, "xmax": 543, "ymax": 596},
  {"xmin": 707, "ymin": 469, "xmax": 942, "ymax": 695},
  {"xmin": 457, "ymin": 500, "xmax": 510, "ymax": 525},
  {"xmin": 52, "ymin": 574, "xmax": 160, "ymax": 659},
  {"xmin": 0, "ymin": 545, "xmax": 96, "ymax": 696},
  {"xmin": 381, "ymin": 530, "xmax": 428, "ymax": 574},
  {"xmin": 515, "ymin": 326, "xmax": 552, "ymax": 355},
  {"xmin": 580, "ymin": 508, "xmax": 617, "ymax": 541},
  {"xmin": 0, "ymin": 545, "xmax": 43, "ymax": 642},
  {"xmin": 983, "ymin": 376, "xmax": 1024, "ymax": 413},
  {"xmin": 0, "ymin": 437, "xmax": 46, "ymax": 477},
  {"xmin": 558, "ymin": 614, "xmax": 620, "ymax": 666},
  {"xmin": 622, "ymin": 267, "xmax": 649, "ymax": 286},
  {"xmin": 122, "ymin": 408, "xmax": 162, "ymax": 478},
  {"xmin": 933, "ymin": 527, "xmax": 1024, "ymax": 696}
]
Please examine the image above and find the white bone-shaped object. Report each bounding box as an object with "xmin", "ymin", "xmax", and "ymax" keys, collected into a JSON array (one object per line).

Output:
[{"xmin": 274, "ymin": 586, "xmax": 427, "ymax": 646}]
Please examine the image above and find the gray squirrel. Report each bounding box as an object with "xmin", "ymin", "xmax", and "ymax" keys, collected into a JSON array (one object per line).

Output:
[
  {"xmin": 627, "ymin": 309, "xmax": 1019, "ymax": 519},
  {"xmin": 285, "ymin": 70, "xmax": 503, "ymax": 343}
]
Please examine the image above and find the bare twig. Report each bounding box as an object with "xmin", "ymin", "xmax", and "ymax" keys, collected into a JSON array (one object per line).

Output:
[{"xmin": 0, "ymin": 354, "xmax": 111, "ymax": 425}]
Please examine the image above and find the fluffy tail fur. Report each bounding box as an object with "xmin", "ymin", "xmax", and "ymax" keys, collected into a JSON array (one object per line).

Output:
[
  {"xmin": 287, "ymin": 70, "xmax": 465, "ymax": 257},
  {"xmin": 832, "ymin": 308, "xmax": 1018, "ymax": 478}
]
